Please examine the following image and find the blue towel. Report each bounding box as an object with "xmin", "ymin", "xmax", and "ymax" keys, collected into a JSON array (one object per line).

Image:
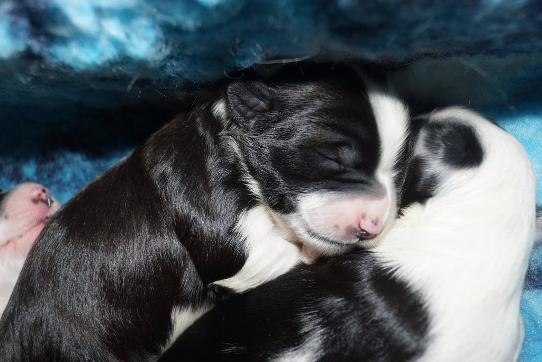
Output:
[{"xmin": 497, "ymin": 110, "xmax": 542, "ymax": 361}]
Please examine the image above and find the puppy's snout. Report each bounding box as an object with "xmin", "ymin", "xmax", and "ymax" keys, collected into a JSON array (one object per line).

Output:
[
  {"xmin": 301, "ymin": 191, "xmax": 391, "ymax": 246},
  {"xmin": 29, "ymin": 184, "xmax": 53, "ymax": 208},
  {"xmin": 354, "ymin": 197, "xmax": 388, "ymax": 240}
]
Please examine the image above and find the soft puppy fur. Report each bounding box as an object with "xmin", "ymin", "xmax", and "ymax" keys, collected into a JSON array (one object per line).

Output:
[
  {"xmin": 161, "ymin": 107, "xmax": 536, "ymax": 362},
  {"xmin": 0, "ymin": 63, "xmax": 408, "ymax": 360},
  {"xmin": 0, "ymin": 183, "xmax": 59, "ymax": 314}
]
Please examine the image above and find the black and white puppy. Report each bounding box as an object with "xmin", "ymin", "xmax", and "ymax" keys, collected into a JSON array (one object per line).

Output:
[
  {"xmin": 0, "ymin": 64, "xmax": 408, "ymax": 360},
  {"xmin": 162, "ymin": 107, "xmax": 536, "ymax": 362}
]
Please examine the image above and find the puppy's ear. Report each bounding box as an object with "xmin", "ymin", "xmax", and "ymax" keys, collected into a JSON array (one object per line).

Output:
[{"xmin": 226, "ymin": 81, "xmax": 276, "ymax": 132}]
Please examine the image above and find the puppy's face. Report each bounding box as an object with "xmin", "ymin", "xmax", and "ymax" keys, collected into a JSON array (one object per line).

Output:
[
  {"xmin": 223, "ymin": 67, "xmax": 399, "ymax": 255},
  {"xmin": 0, "ymin": 183, "xmax": 59, "ymax": 256}
]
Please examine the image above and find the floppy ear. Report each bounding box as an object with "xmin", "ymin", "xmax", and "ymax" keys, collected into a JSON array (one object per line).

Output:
[{"xmin": 226, "ymin": 81, "xmax": 276, "ymax": 132}]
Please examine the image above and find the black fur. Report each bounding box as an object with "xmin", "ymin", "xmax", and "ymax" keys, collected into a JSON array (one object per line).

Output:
[
  {"xmin": 225, "ymin": 65, "xmax": 381, "ymax": 214},
  {"xmin": 399, "ymin": 116, "xmax": 484, "ymax": 210},
  {"xmin": 0, "ymin": 189, "xmax": 6, "ymax": 205},
  {"xmin": 394, "ymin": 115, "xmax": 430, "ymax": 210},
  {"xmin": 161, "ymin": 251, "xmax": 429, "ymax": 362},
  {"xmin": 161, "ymin": 115, "xmax": 476, "ymax": 362},
  {"xmin": 423, "ymin": 120, "xmax": 484, "ymax": 168},
  {"xmin": 399, "ymin": 157, "xmax": 439, "ymax": 210},
  {"xmin": 0, "ymin": 63, "xmax": 386, "ymax": 360}
]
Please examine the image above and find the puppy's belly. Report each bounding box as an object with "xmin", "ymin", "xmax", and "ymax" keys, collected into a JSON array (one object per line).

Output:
[{"xmin": 213, "ymin": 206, "xmax": 302, "ymax": 293}]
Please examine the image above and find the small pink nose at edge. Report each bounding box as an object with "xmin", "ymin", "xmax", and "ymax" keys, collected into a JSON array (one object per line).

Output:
[
  {"xmin": 29, "ymin": 184, "xmax": 51, "ymax": 202},
  {"xmin": 358, "ymin": 214, "xmax": 384, "ymax": 237}
]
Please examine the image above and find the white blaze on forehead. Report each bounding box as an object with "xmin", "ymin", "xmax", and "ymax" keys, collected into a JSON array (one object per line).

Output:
[
  {"xmin": 366, "ymin": 91, "xmax": 410, "ymax": 238},
  {"xmin": 368, "ymin": 91, "xmax": 409, "ymax": 173}
]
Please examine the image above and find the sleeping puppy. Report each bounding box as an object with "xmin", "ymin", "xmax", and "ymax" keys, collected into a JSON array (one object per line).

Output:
[
  {"xmin": 161, "ymin": 107, "xmax": 536, "ymax": 362},
  {"xmin": 0, "ymin": 183, "xmax": 59, "ymax": 314},
  {"xmin": 0, "ymin": 63, "xmax": 409, "ymax": 360}
]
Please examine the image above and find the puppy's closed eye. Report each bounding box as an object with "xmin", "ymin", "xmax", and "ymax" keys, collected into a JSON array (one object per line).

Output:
[
  {"xmin": 313, "ymin": 143, "xmax": 364, "ymax": 170},
  {"xmin": 313, "ymin": 148, "xmax": 348, "ymax": 169}
]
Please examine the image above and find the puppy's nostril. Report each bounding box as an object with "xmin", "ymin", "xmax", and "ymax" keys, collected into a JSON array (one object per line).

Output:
[{"xmin": 356, "ymin": 229, "xmax": 374, "ymax": 241}]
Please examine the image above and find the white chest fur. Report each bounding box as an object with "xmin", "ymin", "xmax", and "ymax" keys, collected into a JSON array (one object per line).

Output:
[
  {"xmin": 213, "ymin": 205, "xmax": 303, "ymax": 293},
  {"xmin": 165, "ymin": 205, "xmax": 302, "ymax": 351}
]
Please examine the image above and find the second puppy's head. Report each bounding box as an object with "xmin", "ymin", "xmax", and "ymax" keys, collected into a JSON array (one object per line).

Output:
[
  {"xmin": 0, "ymin": 182, "xmax": 59, "ymax": 257},
  {"xmin": 220, "ymin": 65, "xmax": 409, "ymax": 255}
]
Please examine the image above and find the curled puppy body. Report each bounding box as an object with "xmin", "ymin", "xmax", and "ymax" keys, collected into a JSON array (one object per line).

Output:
[
  {"xmin": 162, "ymin": 107, "xmax": 536, "ymax": 362},
  {"xmin": 0, "ymin": 64, "xmax": 408, "ymax": 360},
  {"xmin": 0, "ymin": 183, "xmax": 59, "ymax": 314}
]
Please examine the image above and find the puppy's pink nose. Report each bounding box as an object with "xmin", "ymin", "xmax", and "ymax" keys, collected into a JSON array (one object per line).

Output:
[
  {"xmin": 356, "ymin": 214, "xmax": 383, "ymax": 240},
  {"xmin": 29, "ymin": 184, "xmax": 53, "ymax": 207}
]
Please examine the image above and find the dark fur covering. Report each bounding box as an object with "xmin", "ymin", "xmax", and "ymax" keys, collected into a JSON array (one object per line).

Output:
[
  {"xmin": 0, "ymin": 112, "xmax": 250, "ymax": 360},
  {"xmin": 0, "ymin": 63, "xmax": 385, "ymax": 360},
  {"xmin": 161, "ymin": 116, "xmax": 489, "ymax": 362},
  {"xmin": 161, "ymin": 251, "xmax": 429, "ymax": 362},
  {"xmin": 225, "ymin": 63, "xmax": 382, "ymax": 214},
  {"xmin": 400, "ymin": 116, "xmax": 484, "ymax": 210},
  {"xmin": 394, "ymin": 115, "xmax": 429, "ymax": 210},
  {"xmin": 160, "ymin": 125, "xmax": 432, "ymax": 362},
  {"xmin": 0, "ymin": 189, "xmax": 7, "ymax": 205},
  {"xmin": 423, "ymin": 120, "xmax": 484, "ymax": 168}
]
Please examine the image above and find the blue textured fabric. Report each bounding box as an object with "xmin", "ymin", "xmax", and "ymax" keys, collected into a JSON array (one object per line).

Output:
[
  {"xmin": 493, "ymin": 108, "xmax": 542, "ymax": 361},
  {"xmin": 0, "ymin": 0, "xmax": 541, "ymax": 359},
  {"xmin": 2, "ymin": 0, "xmax": 542, "ymax": 72}
]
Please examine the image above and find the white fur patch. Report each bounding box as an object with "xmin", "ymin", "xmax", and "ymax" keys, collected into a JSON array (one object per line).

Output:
[
  {"xmin": 271, "ymin": 315, "xmax": 323, "ymax": 362},
  {"xmin": 226, "ymin": 138, "xmax": 264, "ymax": 201},
  {"xmin": 368, "ymin": 91, "xmax": 410, "ymax": 172},
  {"xmin": 0, "ymin": 254, "xmax": 25, "ymax": 315},
  {"xmin": 271, "ymin": 336, "xmax": 321, "ymax": 362},
  {"xmin": 165, "ymin": 304, "xmax": 212, "ymax": 351},
  {"xmin": 284, "ymin": 193, "xmax": 355, "ymax": 255},
  {"xmin": 375, "ymin": 107, "xmax": 536, "ymax": 362},
  {"xmin": 212, "ymin": 99, "xmax": 227, "ymax": 121},
  {"xmin": 213, "ymin": 136, "xmax": 301, "ymax": 293},
  {"xmin": 276, "ymin": 93, "xmax": 411, "ymax": 255},
  {"xmin": 213, "ymin": 206, "xmax": 302, "ymax": 293},
  {"xmin": 367, "ymin": 90, "xmax": 410, "ymax": 247}
]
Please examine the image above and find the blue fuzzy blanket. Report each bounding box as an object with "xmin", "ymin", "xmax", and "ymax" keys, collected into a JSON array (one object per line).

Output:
[{"xmin": 0, "ymin": 1, "xmax": 541, "ymax": 359}]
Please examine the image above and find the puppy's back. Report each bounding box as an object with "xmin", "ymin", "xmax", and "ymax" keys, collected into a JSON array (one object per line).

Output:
[{"xmin": 378, "ymin": 107, "xmax": 536, "ymax": 362}]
